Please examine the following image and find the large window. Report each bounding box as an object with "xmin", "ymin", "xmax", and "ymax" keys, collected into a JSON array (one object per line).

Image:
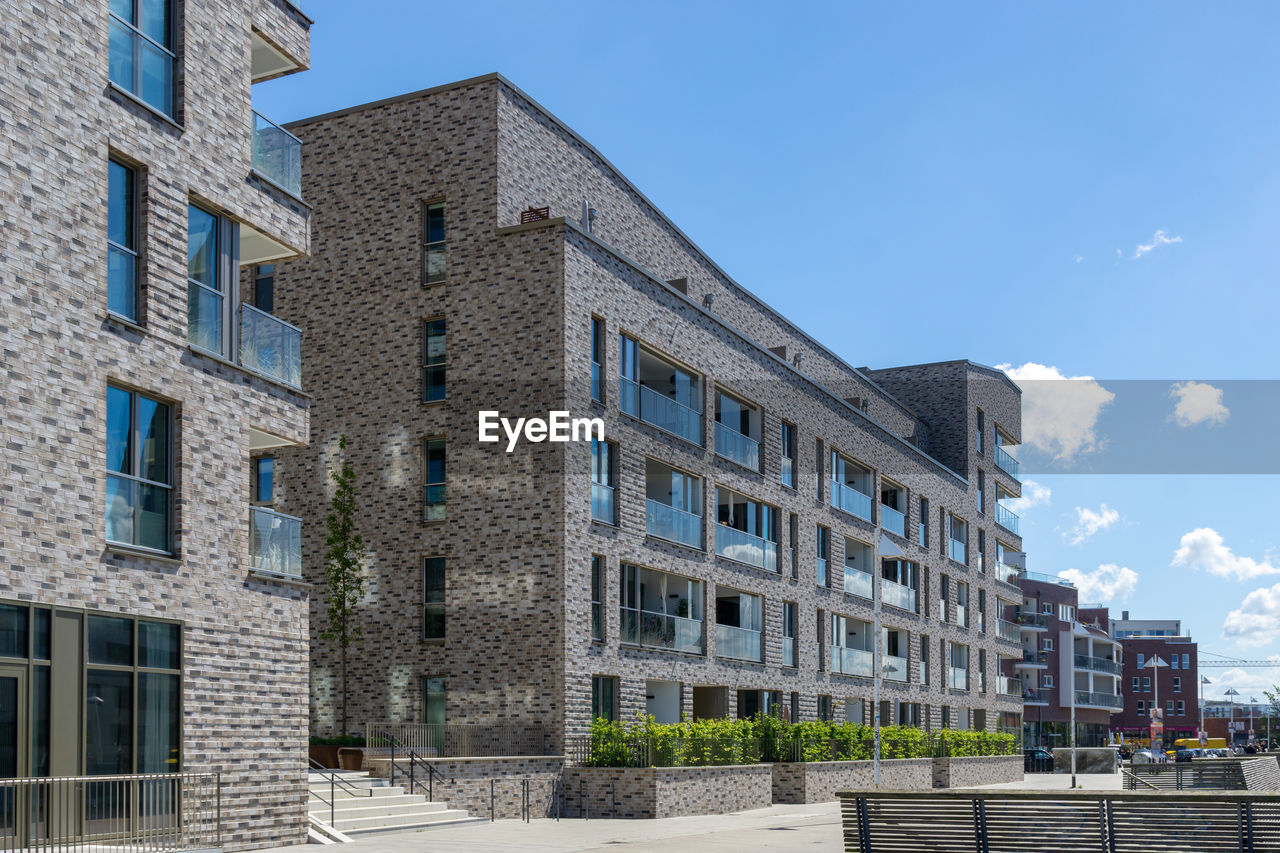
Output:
[
  {"xmin": 422, "ymin": 439, "xmax": 445, "ymax": 521},
  {"xmin": 108, "ymin": 0, "xmax": 174, "ymax": 116},
  {"xmin": 106, "ymin": 385, "xmax": 172, "ymax": 553},
  {"xmin": 423, "ymin": 318, "xmax": 445, "ymax": 402},
  {"xmin": 187, "ymin": 204, "xmax": 233, "ymax": 356},
  {"xmin": 714, "ymin": 588, "xmax": 762, "ymax": 662},
  {"xmin": 591, "ymin": 676, "xmax": 617, "ymax": 722},
  {"xmin": 423, "ymin": 202, "xmax": 445, "ymax": 285},
  {"xmin": 619, "ymin": 335, "xmax": 702, "ymax": 444},
  {"xmin": 423, "ymin": 557, "xmax": 444, "ymax": 640},
  {"xmin": 619, "ymin": 565, "xmax": 704, "ymax": 654},
  {"xmin": 715, "ymin": 487, "xmax": 779, "ymax": 572},
  {"xmin": 591, "ymin": 439, "xmax": 616, "ymax": 525},
  {"xmin": 107, "ymin": 159, "xmax": 139, "ymax": 321},
  {"xmin": 644, "ymin": 458, "xmax": 701, "ymax": 547}
]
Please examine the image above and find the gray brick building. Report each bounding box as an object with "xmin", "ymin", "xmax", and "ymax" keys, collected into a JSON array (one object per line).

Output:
[
  {"xmin": 1, "ymin": 0, "xmax": 314, "ymax": 848},
  {"xmin": 274, "ymin": 73, "xmax": 1028, "ymax": 749}
]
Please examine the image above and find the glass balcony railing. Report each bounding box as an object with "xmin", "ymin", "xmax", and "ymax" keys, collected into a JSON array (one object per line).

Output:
[
  {"xmin": 1076, "ymin": 691, "xmax": 1124, "ymax": 710},
  {"xmin": 621, "ymin": 378, "xmax": 702, "ymax": 445},
  {"xmin": 830, "ymin": 646, "xmax": 873, "ymax": 677},
  {"xmin": 715, "ymin": 422, "xmax": 760, "ymax": 470},
  {"xmin": 1016, "ymin": 611, "xmax": 1050, "ymax": 630},
  {"xmin": 1019, "ymin": 650, "xmax": 1049, "ymax": 666},
  {"xmin": 646, "ymin": 499, "xmax": 702, "ymax": 548},
  {"xmin": 619, "ymin": 608, "xmax": 703, "ymax": 654},
  {"xmin": 240, "ymin": 303, "xmax": 302, "ymax": 388},
  {"xmin": 918, "ymin": 660, "xmax": 928, "ymax": 684},
  {"xmin": 880, "ymin": 504, "xmax": 905, "ymax": 537},
  {"xmin": 844, "ymin": 567, "xmax": 873, "ymax": 599},
  {"xmin": 716, "ymin": 624, "xmax": 762, "ymax": 662},
  {"xmin": 882, "ymin": 579, "xmax": 916, "ymax": 612},
  {"xmin": 997, "ymin": 619, "xmax": 1022, "ymax": 643},
  {"xmin": 251, "ymin": 111, "xmax": 302, "ymax": 198},
  {"xmin": 591, "ymin": 482, "xmax": 615, "ymax": 524},
  {"xmin": 995, "ymin": 445, "xmax": 1020, "ymax": 479},
  {"xmin": 997, "ymin": 676, "xmax": 1021, "ymax": 698},
  {"xmin": 1074, "ymin": 653, "xmax": 1123, "ymax": 675},
  {"xmin": 996, "ymin": 563, "xmax": 1022, "ymax": 586},
  {"xmin": 949, "ymin": 667, "xmax": 969, "ymax": 690},
  {"xmin": 1023, "ymin": 687, "xmax": 1050, "ymax": 704},
  {"xmin": 715, "ymin": 524, "xmax": 778, "ymax": 572},
  {"xmin": 883, "ymin": 654, "xmax": 909, "ymax": 682},
  {"xmin": 831, "ymin": 481, "xmax": 872, "ymax": 521},
  {"xmin": 781, "ymin": 636, "xmax": 796, "ymax": 667},
  {"xmin": 996, "ymin": 503, "xmax": 1020, "ymax": 535},
  {"xmin": 948, "ymin": 538, "xmax": 967, "ymax": 564},
  {"xmin": 249, "ymin": 506, "xmax": 301, "ymax": 578}
]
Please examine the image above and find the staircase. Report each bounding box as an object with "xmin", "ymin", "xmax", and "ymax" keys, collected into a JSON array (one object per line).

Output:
[{"xmin": 307, "ymin": 769, "xmax": 478, "ymax": 839}]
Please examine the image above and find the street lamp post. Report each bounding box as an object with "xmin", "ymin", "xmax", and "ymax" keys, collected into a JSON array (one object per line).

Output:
[
  {"xmin": 1225, "ymin": 688, "xmax": 1240, "ymax": 751},
  {"xmin": 1200, "ymin": 676, "xmax": 1212, "ymax": 746},
  {"xmin": 1144, "ymin": 656, "xmax": 1168, "ymax": 755},
  {"xmin": 1249, "ymin": 697, "xmax": 1257, "ymax": 747}
]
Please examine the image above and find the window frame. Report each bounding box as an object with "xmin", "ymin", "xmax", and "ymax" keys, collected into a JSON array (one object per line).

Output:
[
  {"xmin": 186, "ymin": 202, "xmax": 238, "ymax": 359},
  {"xmin": 107, "ymin": 0, "xmax": 177, "ymax": 118},
  {"xmin": 107, "ymin": 158, "xmax": 141, "ymax": 322},
  {"xmin": 591, "ymin": 675, "xmax": 618, "ymax": 722},
  {"xmin": 423, "ymin": 556, "xmax": 445, "ymax": 641},
  {"xmin": 816, "ymin": 524, "xmax": 829, "ymax": 587},
  {"xmin": 591, "ymin": 555, "xmax": 604, "ymax": 643},
  {"xmin": 779, "ymin": 421, "xmax": 796, "ymax": 488},
  {"xmin": 422, "ymin": 317, "xmax": 446, "ymax": 403},
  {"xmin": 422, "ymin": 201, "xmax": 446, "ymax": 285},
  {"xmin": 105, "ymin": 383, "xmax": 174, "ymax": 555},
  {"xmin": 590, "ymin": 438, "xmax": 617, "ymax": 525},
  {"xmin": 422, "ymin": 438, "xmax": 445, "ymax": 522},
  {"xmin": 590, "ymin": 316, "xmax": 605, "ymax": 404},
  {"xmin": 422, "ymin": 676, "xmax": 445, "ymax": 726},
  {"xmin": 252, "ymin": 456, "xmax": 274, "ymax": 505}
]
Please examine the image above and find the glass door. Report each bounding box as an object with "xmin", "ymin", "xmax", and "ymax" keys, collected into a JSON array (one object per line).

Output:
[{"xmin": 0, "ymin": 664, "xmax": 27, "ymax": 848}]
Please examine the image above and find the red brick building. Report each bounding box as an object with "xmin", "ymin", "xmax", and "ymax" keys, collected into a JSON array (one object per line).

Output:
[{"xmin": 1109, "ymin": 614, "xmax": 1198, "ymax": 750}]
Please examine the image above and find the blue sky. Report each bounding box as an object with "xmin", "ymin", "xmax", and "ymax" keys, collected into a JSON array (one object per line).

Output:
[{"xmin": 255, "ymin": 1, "xmax": 1280, "ymax": 699}]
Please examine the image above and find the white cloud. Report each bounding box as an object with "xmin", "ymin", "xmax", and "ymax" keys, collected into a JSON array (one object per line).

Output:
[
  {"xmin": 1073, "ymin": 254, "xmax": 1084, "ymax": 264},
  {"xmin": 1169, "ymin": 381, "xmax": 1229, "ymax": 427},
  {"xmin": 1005, "ymin": 479, "xmax": 1051, "ymax": 514},
  {"xmin": 1209, "ymin": 667, "xmax": 1280, "ymax": 706},
  {"xmin": 995, "ymin": 362, "xmax": 1116, "ymax": 463},
  {"xmin": 1058, "ymin": 564, "xmax": 1139, "ymax": 603},
  {"xmin": 1223, "ymin": 583, "xmax": 1280, "ymax": 647},
  {"xmin": 1065, "ymin": 504, "xmax": 1120, "ymax": 545},
  {"xmin": 1171, "ymin": 528, "xmax": 1280, "ymax": 581},
  {"xmin": 1132, "ymin": 229, "xmax": 1182, "ymax": 259}
]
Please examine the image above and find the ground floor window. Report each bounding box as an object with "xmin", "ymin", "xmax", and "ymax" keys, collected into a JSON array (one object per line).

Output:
[
  {"xmin": 592, "ymin": 676, "xmax": 617, "ymax": 722},
  {"xmin": 817, "ymin": 694, "xmax": 833, "ymax": 722},
  {"xmin": 422, "ymin": 676, "xmax": 445, "ymax": 726}
]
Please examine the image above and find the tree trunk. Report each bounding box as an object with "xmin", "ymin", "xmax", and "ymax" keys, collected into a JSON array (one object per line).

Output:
[{"xmin": 340, "ymin": 638, "xmax": 348, "ymax": 735}]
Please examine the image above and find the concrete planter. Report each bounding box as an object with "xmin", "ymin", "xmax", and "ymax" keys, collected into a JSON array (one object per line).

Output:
[
  {"xmin": 561, "ymin": 765, "xmax": 772, "ymax": 818},
  {"xmin": 308, "ymin": 744, "xmax": 340, "ymax": 768}
]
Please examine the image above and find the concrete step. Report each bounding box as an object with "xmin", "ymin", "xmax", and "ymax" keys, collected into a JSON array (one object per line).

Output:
[
  {"xmin": 309, "ymin": 798, "xmax": 444, "ymax": 820},
  {"xmin": 307, "ymin": 771, "xmax": 389, "ymax": 787},
  {"xmin": 309, "ymin": 784, "xmax": 409, "ymax": 800},
  {"xmin": 336, "ymin": 809, "xmax": 476, "ymax": 833}
]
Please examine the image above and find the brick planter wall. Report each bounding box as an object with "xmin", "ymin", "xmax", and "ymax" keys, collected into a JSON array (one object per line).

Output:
[
  {"xmin": 936, "ymin": 755, "xmax": 1024, "ymax": 788},
  {"xmin": 372, "ymin": 756, "xmax": 565, "ymax": 820},
  {"xmin": 560, "ymin": 765, "xmax": 772, "ymax": 818},
  {"xmin": 773, "ymin": 759, "xmax": 933, "ymax": 803}
]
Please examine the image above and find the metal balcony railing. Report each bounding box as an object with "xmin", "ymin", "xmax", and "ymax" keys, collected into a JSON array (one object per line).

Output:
[
  {"xmin": 880, "ymin": 504, "xmax": 906, "ymax": 537},
  {"xmin": 1018, "ymin": 650, "xmax": 1049, "ymax": 666},
  {"xmin": 1016, "ymin": 611, "xmax": 1050, "ymax": 629},
  {"xmin": 646, "ymin": 499, "xmax": 702, "ymax": 548},
  {"xmin": 1076, "ymin": 691, "xmax": 1124, "ymax": 710},
  {"xmin": 239, "ymin": 303, "xmax": 302, "ymax": 388},
  {"xmin": 1022, "ymin": 687, "xmax": 1051, "ymax": 704},
  {"xmin": 715, "ymin": 524, "xmax": 778, "ymax": 572},
  {"xmin": 831, "ymin": 480, "xmax": 872, "ymax": 521},
  {"xmin": 996, "ymin": 503, "xmax": 1021, "ymax": 535},
  {"xmin": 251, "ymin": 110, "xmax": 302, "ymax": 197},
  {"xmin": 715, "ymin": 422, "xmax": 760, "ymax": 470},
  {"xmin": 249, "ymin": 506, "xmax": 301, "ymax": 577}
]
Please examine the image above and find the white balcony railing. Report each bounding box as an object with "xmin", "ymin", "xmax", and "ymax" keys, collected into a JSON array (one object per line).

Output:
[
  {"xmin": 716, "ymin": 623, "xmax": 762, "ymax": 662},
  {"xmin": 883, "ymin": 654, "xmax": 909, "ymax": 682},
  {"xmin": 239, "ymin": 303, "xmax": 302, "ymax": 388},
  {"xmin": 646, "ymin": 500, "xmax": 702, "ymax": 548},
  {"xmin": 619, "ymin": 608, "xmax": 704, "ymax": 654},
  {"xmin": 621, "ymin": 378, "xmax": 702, "ymax": 445},
  {"xmin": 844, "ymin": 567, "xmax": 873, "ymax": 599},
  {"xmin": 251, "ymin": 110, "xmax": 302, "ymax": 198},
  {"xmin": 830, "ymin": 646, "xmax": 874, "ymax": 677},
  {"xmin": 831, "ymin": 480, "xmax": 873, "ymax": 521},
  {"xmin": 996, "ymin": 503, "xmax": 1020, "ymax": 535},
  {"xmin": 1073, "ymin": 653, "xmax": 1123, "ymax": 675},
  {"xmin": 881, "ymin": 579, "xmax": 916, "ymax": 612},
  {"xmin": 1076, "ymin": 691, "xmax": 1124, "ymax": 710},
  {"xmin": 715, "ymin": 524, "xmax": 778, "ymax": 572},
  {"xmin": 715, "ymin": 422, "xmax": 760, "ymax": 470},
  {"xmin": 249, "ymin": 506, "xmax": 301, "ymax": 578},
  {"xmin": 880, "ymin": 504, "xmax": 905, "ymax": 537}
]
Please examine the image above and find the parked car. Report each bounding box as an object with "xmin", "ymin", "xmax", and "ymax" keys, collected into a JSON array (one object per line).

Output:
[
  {"xmin": 1024, "ymin": 747, "xmax": 1054, "ymax": 772},
  {"xmin": 1131, "ymin": 749, "xmax": 1155, "ymax": 765},
  {"xmin": 1175, "ymin": 749, "xmax": 1195, "ymax": 763},
  {"xmin": 1117, "ymin": 746, "xmax": 1132, "ymax": 760}
]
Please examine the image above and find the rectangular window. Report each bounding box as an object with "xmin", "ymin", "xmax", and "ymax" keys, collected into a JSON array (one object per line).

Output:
[
  {"xmin": 940, "ymin": 575, "xmax": 949, "ymax": 622},
  {"xmin": 423, "ymin": 557, "xmax": 445, "ymax": 640},
  {"xmin": 1143, "ymin": 677, "xmax": 1151, "ymax": 693},
  {"xmin": 977, "ymin": 589, "xmax": 986, "ymax": 633},
  {"xmin": 108, "ymin": 0, "xmax": 175, "ymax": 116},
  {"xmin": 1177, "ymin": 700, "xmax": 1185, "ymax": 716},
  {"xmin": 977, "ymin": 530, "xmax": 985, "ymax": 573},
  {"xmin": 591, "ymin": 676, "xmax": 617, "ymax": 722},
  {"xmin": 978, "ymin": 649, "xmax": 987, "ymax": 694},
  {"xmin": 1137, "ymin": 700, "xmax": 1145, "ymax": 715},
  {"xmin": 816, "ymin": 525, "xmax": 829, "ymax": 587},
  {"xmin": 106, "ymin": 385, "xmax": 172, "ymax": 552},
  {"xmin": 590, "ymin": 317, "xmax": 605, "ymax": 403},
  {"xmin": 780, "ymin": 422, "xmax": 796, "ymax": 488},
  {"xmin": 955, "ymin": 582, "xmax": 968, "ymax": 628},
  {"xmin": 252, "ymin": 456, "xmax": 274, "ymax": 504},
  {"xmin": 918, "ymin": 497, "xmax": 928, "ymax": 547},
  {"xmin": 920, "ymin": 635, "xmax": 930, "ymax": 685},
  {"xmin": 423, "ymin": 202, "xmax": 445, "ymax": 284},
  {"xmin": 423, "ymin": 676, "xmax": 445, "ymax": 726},
  {"xmin": 941, "ymin": 706, "xmax": 951, "ymax": 729},
  {"xmin": 789, "ymin": 513, "xmax": 799, "ymax": 578},
  {"xmin": 815, "ymin": 439, "xmax": 824, "ymax": 501},
  {"xmin": 977, "ymin": 471, "xmax": 985, "ymax": 516},
  {"xmin": 619, "ymin": 335, "xmax": 702, "ymax": 444},
  {"xmin": 714, "ymin": 588, "xmax": 763, "ymax": 662},
  {"xmin": 1132, "ymin": 676, "xmax": 1140, "ymax": 692},
  {"xmin": 591, "ymin": 555, "xmax": 604, "ymax": 642},
  {"xmin": 947, "ymin": 514, "xmax": 967, "ymax": 564},
  {"xmin": 107, "ymin": 159, "xmax": 139, "ymax": 321},
  {"xmin": 1136, "ymin": 653, "xmax": 1145, "ymax": 670},
  {"xmin": 619, "ymin": 564, "xmax": 704, "ymax": 654},
  {"xmin": 715, "ymin": 487, "xmax": 779, "ymax": 572},
  {"xmin": 817, "ymin": 695, "xmax": 833, "ymax": 722},
  {"xmin": 1173, "ymin": 677, "xmax": 1182, "ymax": 693},
  {"xmin": 644, "ymin": 458, "xmax": 702, "ymax": 547},
  {"xmin": 590, "ymin": 439, "xmax": 616, "ymax": 525},
  {"xmin": 782, "ymin": 602, "xmax": 797, "ymax": 667},
  {"xmin": 254, "ymin": 263, "xmax": 274, "ymax": 313},
  {"xmin": 423, "ymin": 318, "xmax": 445, "ymax": 402},
  {"xmin": 423, "ymin": 438, "xmax": 445, "ymax": 521},
  {"xmin": 1171, "ymin": 655, "xmax": 1179, "ymax": 670},
  {"xmin": 948, "ymin": 642, "xmax": 968, "ymax": 690},
  {"xmin": 1042, "ymin": 638, "xmax": 1053, "ymax": 651},
  {"xmin": 1182, "ymin": 654, "xmax": 1190, "ymax": 669},
  {"xmin": 1167, "ymin": 700, "xmax": 1174, "ymax": 716},
  {"xmin": 1042, "ymin": 675, "xmax": 1053, "ymax": 688},
  {"xmin": 829, "ymin": 450, "xmax": 873, "ymax": 521},
  {"xmin": 187, "ymin": 203, "xmax": 236, "ymax": 356},
  {"xmin": 976, "ymin": 410, "xmax": 984, "ymax": 454}
]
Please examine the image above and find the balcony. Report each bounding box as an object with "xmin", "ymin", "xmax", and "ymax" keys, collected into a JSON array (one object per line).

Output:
[
  {"xmin": 996, "ymin": 503, "xmax": 1020, "ymax": 535},
  {"xmin": 249, "ymin": 506, "xmax": 301, "ymax": 578},
  {"xmin": 883, "ymin": 654, "xmax": 909, "ymax": 682},
  {"xmin": 715, "ymin": 422, "xmax": 760, "ymax": 471},
  {"xmin": 239, "ymin": 304, "xmax": 302, "ymax": 388},
  {"xmin": 830, "ymin": 646, "xmax": 873, "ymax": 677},
  {"xmin": 621, "ymin": 378, "xmax": 702, "ymax": 445},
  {"xmin": 251, "ymin": 111, "xmax": 302, "ymax": 198},
  {"xmin": 949, "ymin": 667, "xmax": 968, "ymax": 691},
  {"xmin": 880, "ymin": 503, "xmax": 905, "ymax": 538},
  {"xmin": 996, "ymin": 619, "xmax": 1022, "ymax": 643},
  {"xmin": 844, "ymin": 567, "xmax": 873, "ymax": 599},
  {"xmin": 1016, "ymin": 612, "xmax": 1049, "ymax": 631},
  {"xmin": 1076, "ymin": 691, "xmax": 1124, "ymax": 711},
  {"xmin": 591, "ymin": 482, "xmax": 615, "ymax": 524},
  {"xmin": 995, "ymin": 563, "xmax": 1021, "ymax": 587},
  {"xmin": 1074, "ymin": 653, "xmax": 1123, "ymax": 675},
  {"xmin": 831, "ymin": 481, "xmax": 872, "ymax": 522},
  {"xmin": 948, "ymin": 538, "xmax": 967, "ymax": 564},
  {"xmin": 1015, "ymin": 650, "xmax": 1049, "ymax": 668},
  {"xmin": 646, "ymin": 499, "xmax": 702, "ymax": 548},
  {"xmin": 1023, "ymin": 687, "xmax": 1050, "ymax": 704},
  {"xmin": 716, "ymin": 624, "xmax": 762, "ymax": 662},
  {"xmin": 782, "ymin": 637, "xmax": 796, "ymax": 667},
  {"xmin": 619, "ymin": 608, "xmax": 703, "ymax": 655},
  {"xmin": 715, "ymin": 524, "xmax": 778, "ymax": 572},
  {"xmin": 881, "ymin": 579, "xmax": 916, "ymax": 613},
  {"xmin": 997, "ymin": 676, "xmax": 1022, "ymax": 698},
  {"xmin": 995, "ymin": 444, "xmax": 1020, "ymax": 479}
]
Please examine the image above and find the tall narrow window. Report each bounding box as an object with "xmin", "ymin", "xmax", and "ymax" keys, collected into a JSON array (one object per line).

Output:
[
  {"xmin": 789, "ymin": 513, "xmax": 799, "ymax": 578},
  {"xmin": 106, "ymin": 385, "xmax": 172, "ymax": 552},
  {"xmin": 976, "ymin": 409, "xmax": 984, "ymax": 455},
  {"xmin": 252, "ymin": 457, "xmax": 274, "ymax": 504},
  {"xmin": 254, "ymin": 264, "xmax": 275, "ymax": 313},
  {"xmin": 590, "ymin": 439, "xmax": 616, "ymax": 524},
  {"xmin": 423, "ymin": 677, "xmax": 445, "ymax": 726},
  {"xmin": 423, "ymin": 202, "xmax": 445, "ymax": 284},
  {"xmin": 423, "ymin": 439, "xmax": 445, "ymax": 521},
  {"xmin": 590, "ymin": 317, "xmax": 605, "ymax": 403},
  {"xmin": 816, "ymin": 525, "xmax": 829, "ymax": 587},
  {"xmin": 187, "ymin": 203, "xmax": 234, "ymax": 356},
  {"xmin": 423, "ymin": 318, "xmax": 446, "ymax": 402},
  {"xmin": 591, "ymin": 555, "xmax": 604, "ymax": 642},
  {"xmin": 423, "ymin": 557, "xmax": 445, "ymax": 640},
  {"xmin": 591, "ymin": 676, "xmax": 617, "ymax": 722},
  {"xmin": 782, "ymin": 602, "xmax": 797, "ymax": 667},
  {"xmin": 920, "ymin": 635, "xmax": 930, "ymax": 685},
  {"xmin": 108, "ymin": 159, "xmax": 139, "ymax": 321},
  {"xmin": 977, "ymin": 471, "xmax": 985, "ymax": 515},
  {"xmin": 918, "ymin": 497, "xmax": 928, "ymax": 547},
  {"xmin": 977, "ymin": 530, "xmax": 985, "ymax": 573},
  {"xmin": 815, "ymin": 439, "xmax": 824, "ymax": 500},
  {"xmin": 977, "ymin": 589, "xmax": 986, "ymax": 633},
  {"xmin": 108, "ymin": 0, "xmax": 174, "ymax": 116},
  {"xmin": 780, "ymin": 422, "xmax": 796, "ymax": 488}
]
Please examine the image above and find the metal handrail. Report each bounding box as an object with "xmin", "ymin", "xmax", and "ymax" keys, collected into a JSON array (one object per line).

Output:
[
  {"xmin": 308, "ymin": 756, "xmax": 371, "ymax": 827},
  {"xmin": 376, "ymin": 730, "xmax": 448, "ymax": 803},
  {"xmin": 1122, "ymin": 769, "xmax": 1161, "ymax": 790}
]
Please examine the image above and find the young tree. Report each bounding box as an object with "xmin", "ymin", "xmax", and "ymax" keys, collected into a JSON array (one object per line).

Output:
[{"xmin": 321, "ymin": 434, "xmax": 367, "ymax": 735}]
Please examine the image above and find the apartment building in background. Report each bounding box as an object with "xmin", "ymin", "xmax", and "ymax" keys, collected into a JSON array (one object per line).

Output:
[
  {"xmin": 1110, "ymin": 612, "xmax": 1199, "ymax": 748},
  {"xmin": 0, "ymin": 0, "xmax": 314, "ymax": 848},
  {"xmin": 268, "ymin": 73, "xmax": 1028, "ymax": 749},
  {"xmin": 1010, "ymin": 577, "xmax": 1123, "ymax": 747}
]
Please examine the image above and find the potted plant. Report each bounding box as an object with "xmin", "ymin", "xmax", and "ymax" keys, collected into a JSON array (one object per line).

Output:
[{"xmin": 309, "ymin": 734, "xmax": 364, "ymax": 769}]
